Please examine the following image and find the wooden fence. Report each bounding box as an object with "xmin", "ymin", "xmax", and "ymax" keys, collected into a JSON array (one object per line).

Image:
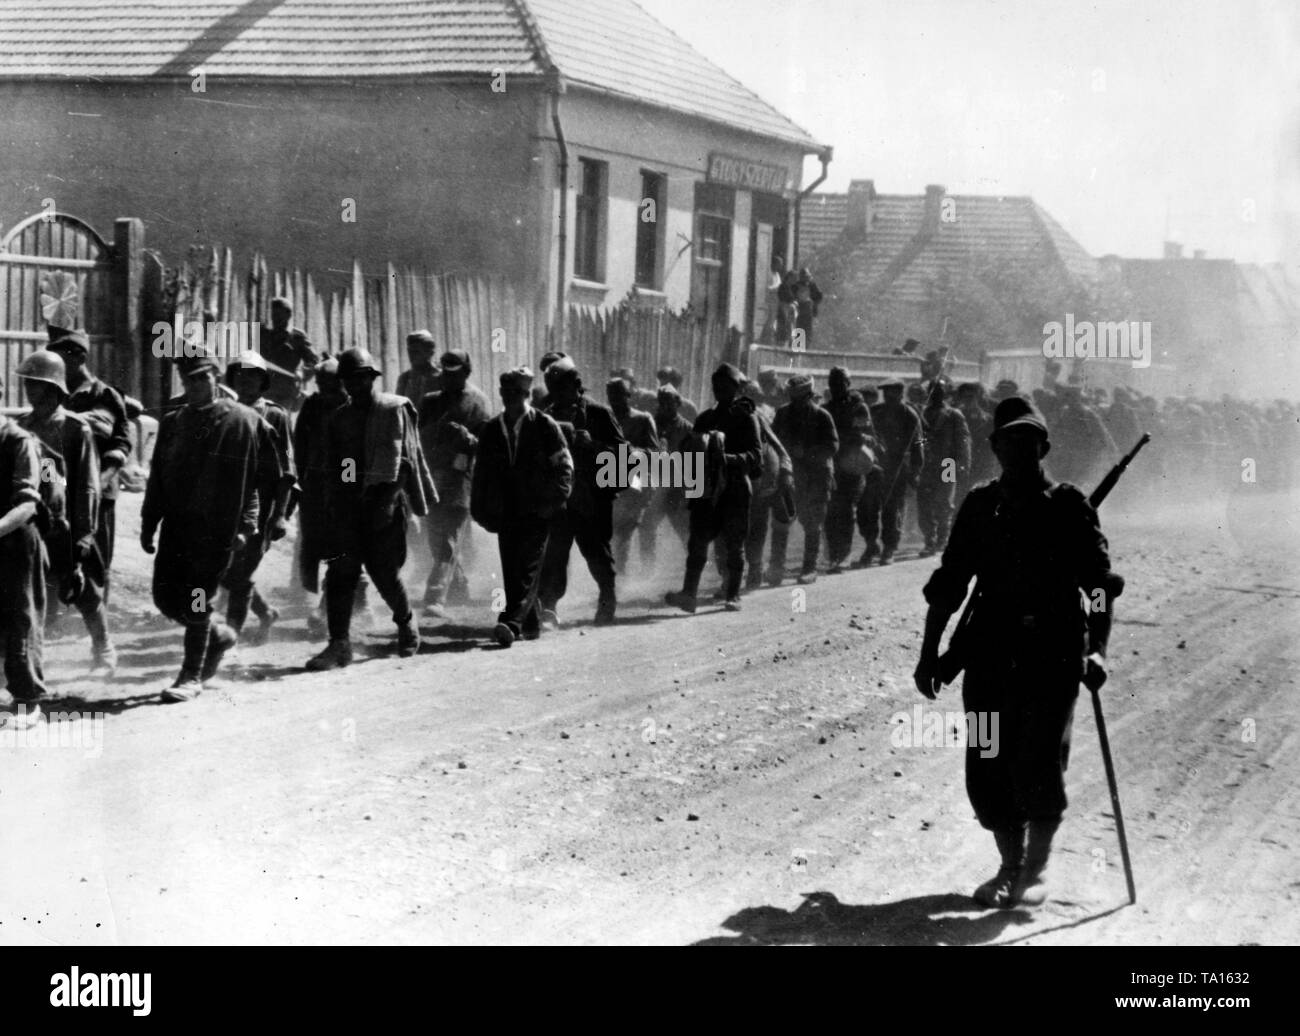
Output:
[{"xmin": 158, "ymin": 249, "xmax": 739, "ymax": 408}]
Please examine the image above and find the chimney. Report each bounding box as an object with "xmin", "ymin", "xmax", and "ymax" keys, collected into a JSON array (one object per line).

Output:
[
  {"xmin": 845, "ymin": 179, "xmax": 876, "ymax": 240},
  {"xmin": 1193, "ymin": 249, "xmax": 1206, "ymax": 260},
  {"xmin": 924, "ymin": 184, "xmax": 946, "ymax": 234},
  {"xmin": 1163, "ymin": 241, "xmax": 1183, "ymax": 260}
]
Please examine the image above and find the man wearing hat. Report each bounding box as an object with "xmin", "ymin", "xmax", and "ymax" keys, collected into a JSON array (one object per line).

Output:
[
  {"xmin": 642, "ymin": 383, "xmax": 696, "ymax": 557},
  {"xmin": 0, "ymin": 375, "xmax": 47, "ymax": 730},
  {"xmin": 858, "ymin": 378, "xmax": 924, "ymax": 566},
  {"xmin": 48, "ymin": 326, "xmax": 132, "ymax": 602},
  {"xmin": 259, "ymin": 298, "xmax": 318, "ymax": 411},
  {"xmin": 606, "ymin": 376, "xmax": 660, "ymax": 574},
  {"xmin": 418, "ymin": 349, "xmax": 492, "ymax": 618},
  {"xmin": 916, "ymin": 380, "xmax": 971, "ymax": 557},
  {"xmin": 470, "ymin": 368, "xmax": 573, "ymax": 647},
  {"xmin": 769, "ymin": 373, "xmax": 838, "ymax": 584},
  {"xmin": 141, "ymin": 348, "xmax": 283, "ymax": 701},
  {"xmin": 218, "ymin": 351, "xmax": 298, "ymax": 646},
  {"xmin": 664, "ymin": 363, "xmax": 762, "ymax": 611},
  {"xmin": 823, "ymin": 367, "xmax": 877, "ymax": 573},
  {"xmin": 914, "ymin": 395, "xmax": 1124, "ymax": 909},
  {"xmin": 398, "ymin": 330, "xmax": 442, "ymax": 408},
  {"xmin": 539, "ymin": 358, "xmax": 626, "ymax": 627},
  {"xmin": 655, "ymin": 367, "xmax": 698, "ymax": 422},
  {"xmin": 17, "ymin": 349, "xmax": 116, "ymax": 671},
  {"xmin": 307, "ymin": 348, "xmax": 435, "ymax": 670}
]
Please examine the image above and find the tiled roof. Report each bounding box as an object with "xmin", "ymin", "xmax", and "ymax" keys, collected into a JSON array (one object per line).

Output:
[
  {"xmin": 803, "ymin": 190, "xmax": 1097, "ymax": 305},
  {"xmin": 0, "ymin": 0, "xmax": 822, "ymax": 148}
]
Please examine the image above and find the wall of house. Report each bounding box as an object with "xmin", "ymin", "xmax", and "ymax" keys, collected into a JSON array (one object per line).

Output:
[
  {"xmin": 535, "ymin": 87, "xmax": 812, "ymax": 333},
  {"xmin": 0, "ymin": 79, "xmax": 548, "ymax": 298}
]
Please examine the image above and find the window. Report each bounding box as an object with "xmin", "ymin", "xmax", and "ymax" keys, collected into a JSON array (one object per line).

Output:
[
  {"xmin": 574, "ymin": 158, "xmax": 607, "ymax": 283},
  {"xmin": 693, "ymin": 213, "xmax": 731, "ymax": 324},
  {"xmin": 635, "ymin": 171, "xmax": 667, "ymax": 290}
]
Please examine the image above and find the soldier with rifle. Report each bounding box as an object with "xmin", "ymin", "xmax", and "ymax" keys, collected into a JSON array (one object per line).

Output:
[{"xmin": 913, "ymin": 396, "xmax": 1131, "ymax": 909}]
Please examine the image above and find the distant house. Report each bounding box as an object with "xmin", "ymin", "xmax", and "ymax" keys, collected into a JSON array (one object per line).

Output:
[
  {"xmin": 1113, "ymin": 244, "xmax": 1300, "ymax": 399},
  {"xmin": 0, "ymin": 0, "xmax": 829, "ymax": 346},
  {"xmin": 798, "ymin": 180, "xmax": 1099, "ymax": 361}
]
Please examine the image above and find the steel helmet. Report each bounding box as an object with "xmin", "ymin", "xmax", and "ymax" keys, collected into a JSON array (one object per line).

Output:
[
  {"xmin": 337, "ymin": 348, "xmax": 380, "ymax": 379},
  {"xmin": 17, "ymin": 349, "xmax": 69, "ymax": 395}
]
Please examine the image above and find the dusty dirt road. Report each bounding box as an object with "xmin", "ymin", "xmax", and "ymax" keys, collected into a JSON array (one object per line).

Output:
[{"xmin": 2, "ymin": 485, "xmax": 1297, "ymax": 946}]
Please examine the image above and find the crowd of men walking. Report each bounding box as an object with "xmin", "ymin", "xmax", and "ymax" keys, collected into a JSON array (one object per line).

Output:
[{"xmin": 0, "ymin": 308, "xmax": 1296, "ymax": 730}]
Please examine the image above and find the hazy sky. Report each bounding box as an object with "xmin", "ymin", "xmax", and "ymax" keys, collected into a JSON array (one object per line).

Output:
[{"xmin": 638, "ymin": 0, "xmax": 1299, "ymax": 265}]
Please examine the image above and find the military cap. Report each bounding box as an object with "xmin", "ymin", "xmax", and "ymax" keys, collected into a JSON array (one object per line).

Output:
[
  {"xmin": 500, "ymin": 366, "xmax": 534, "ymax": 391},
  {"xmin": 176, "ymin": 349, "xmax": 222, "ymax": 377},
  {"xmin": 439, "ymin": 350, "xmax": 471, "ymax": 374},
  {"xmin": 337, "ymin": 347, "xmax": 380, "ymax": 378},
  {"xmin": 47, "ymin": 327, "xmax": 91, "ymax": 354}
]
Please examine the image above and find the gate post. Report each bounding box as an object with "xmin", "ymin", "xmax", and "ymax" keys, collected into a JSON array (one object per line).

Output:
[{"xmin": 113, "ymin": 217, "xmax": 145, "ymax": 401}]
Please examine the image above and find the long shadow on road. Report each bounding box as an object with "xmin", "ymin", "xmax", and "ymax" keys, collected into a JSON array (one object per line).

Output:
[{"xmin": 694, "ymin": 891, "xmax": 1034, "ymax": 946}]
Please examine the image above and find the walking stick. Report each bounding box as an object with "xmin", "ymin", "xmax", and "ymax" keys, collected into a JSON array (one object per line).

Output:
[{"xmin": 1088, "ymin": 682, "xmax": 1137, "ymax": 904}]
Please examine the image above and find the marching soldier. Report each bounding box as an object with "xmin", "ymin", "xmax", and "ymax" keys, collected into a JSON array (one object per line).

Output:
[
  {"xmin": 398, "ymin": 330, "xmax": 443, "ymax": 408},
  {"xmin": 47, "ymin": 326, "xmax": 131, "ymax": 602},
  {"xmin": 16, "ymin": 350, "xmax": 116, "ymax": 671},
  {"xmin": 914, "ymin": 396, "xmax": 1124, "ymax": 908},
  {"xmin": 916, "ymin": 381, "xmax": 971, "ymax": 557},
  {"xmin": 770, "ymin": 374, "xmax": 838, "ymax": 585},
  {"xmin": 259, "ymin": 297, "xmax": 318, "ymax": 411},
  {"xmin": 823, "ymin": 367, "xmax": 876, "ymax": 573},
  {"xmin": 306, "ymin": 349, "xmax": 435, "ymax": 671},
  {"xmin": 539, "ymin": 358, "xmax": 626, "ymax": 627},
  {"xmin": 0, "ymin": 378, "xmax": 48, "ymax": 730},
  {"xmin": 470, "ymin": 367, "xmax": 573, "ymax": 647},
  {"xmin": 664, "ymin": 363, "xmax": 762, "ymax": 612},
  {"xmin": 293, "ymin": 356, "xmax": 350, "ymax": 635},
  {"xmin": 859, "ymin": 378, "xmax": 924, "ymax": 566},
  {"xmin": 141, "ymin": 350, "xmax": 281, "ymax": 701},
  {"xmin": 419, "ymin": 349, "xmax": 492, "ymax": 619},
  {"xmin": 220, "ymin": 351, "xmax": 298, "ymax": 645},
  {"xmin": 643, "ymin": 384, "xmax": 696, "ymax": 558},
  {"xmin": 606, "ymin": 376, "xmax": 660, "ymax": 574}
]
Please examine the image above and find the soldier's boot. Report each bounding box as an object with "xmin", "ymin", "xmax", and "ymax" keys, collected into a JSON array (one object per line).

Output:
[
  {"xmin": 973, "ymin": 825, "xmax": 1026, "ymax": 909},
  {"xmin": 201, "ymin": 621, "xmax": 239, "ymax": 682},
  {"xmin": 162, "ymin": 623, "xmax": 209, "ymax": 703},
  {"xmin": 85, "ymin": 608, "xmax": 117, "ymax": 674},
  {"xmin": 593, "ymin": 582, "xmax": 617, "ymax": 626},
  {"xmin": 245, "ymin": 591, "xmax": 279, "ymax": 647},
  {"xmin": 396, "ymin": 613, "xmax": 421, "ymax": 658},
  {"xmin": 306, "ymin": 639, "xmax": 354, "ymax": 671},
  {"xmin": 1012, "ymin": 818, "xmax": 1061, "ymax": 908},
  {"xmin": 665, "ymin": 568, "xmax": 701, "ymax": 614}
]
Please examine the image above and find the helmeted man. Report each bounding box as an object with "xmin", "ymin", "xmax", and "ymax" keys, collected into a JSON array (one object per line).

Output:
[
  {"xmin": 0, "ymin": 375, "xmax": 48, "ymax": 731},
  {"xmin": 219, "ymin": 350, "xmax": 298, "ymax": 646},
  {"xmin": 141, "ymin": 349, "xmax": 282, "ymax": 701},
  {"xmin": 398, "ymin": 330, "xmax": 443, "ymax": 409},
  {"xmin": 822, "ymin": 367, "xmax": 877, "ymax": 573},
  {"xmin": 914, "ymin": 396, "xmax": 1124, "ymax": 909},
  {"xmin": 539, "ymin": 358, "xmax": 626, "ymax": 627},
  {"xmin": 470, "ymin": 367, "xmax": 573, "ymax": 648},
  {"xmin": 306, "ymin": 348, "xmax": 436, "ymax": 671},
  {"xmin": 47, "ymin": 326, "xmax": 131, "ymax": 603},
  {"xmin": 606, "ymin": 376, "xmax": 660, "ymax": 574},
  {"xmin": 17, "ymin": 349, "xmax": 115, "ymax": 671},
  {"xmin": 859, "ymin": 378, "xmax": 924, "ymax": 565},
  {"xmin": 770, "ymin": 374, "xmax": 838, "ymax": 584},
  {"xmin": 418, "ymin": 349, "xmax": 492, "ymax": 618},
  {"xmin": 259, "ymin": 297, "xmax": 318, "ymax": 411},
  {"xmin": 916, "ymin": 381, "xmax": 971, "ymax": 557},
  {"xmin": 664, "ymin": 363, "xmax": 762, "ymax": 612}
]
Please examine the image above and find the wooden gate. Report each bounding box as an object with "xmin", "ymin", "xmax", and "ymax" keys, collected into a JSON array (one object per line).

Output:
[{"xmin": 0, "ymin": 212, "xmax": 145, "ymax": 408}]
